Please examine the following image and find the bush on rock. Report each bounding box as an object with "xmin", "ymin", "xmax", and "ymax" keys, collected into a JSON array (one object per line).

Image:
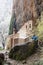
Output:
[
  {"xmin": 0, "ymin": 53, "xmax": 5, "ymax": 65},
  {"xmin": 9, "ymin": 41, "xmax": 38, "ymax": 61}
]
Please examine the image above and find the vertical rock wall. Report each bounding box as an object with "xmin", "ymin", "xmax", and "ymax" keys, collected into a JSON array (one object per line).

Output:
[{"xmin": 9, "ymin": 0, "xmax": 43, "ymax": 35}]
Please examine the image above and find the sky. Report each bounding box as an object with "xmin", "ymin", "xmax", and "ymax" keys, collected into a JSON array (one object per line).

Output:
[
  {"xmin": 0, "ymin": 0, "xmax": 13, "ymax": 35},
  {"xmin": 0, "ymin": 0, "xmax": 13, "ymax": 46}
]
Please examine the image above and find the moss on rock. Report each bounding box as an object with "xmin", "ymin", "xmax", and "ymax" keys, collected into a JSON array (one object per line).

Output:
[
  {"xmin": 9, "ymin": 41, "xmax": 38, "ymax": 61},
  {"xmin": 0, "ymin": 53, "xmax": 4, "ymax": 65}
]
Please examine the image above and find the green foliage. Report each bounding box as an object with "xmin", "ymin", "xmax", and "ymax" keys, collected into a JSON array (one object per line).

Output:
[
  {"xmin": 9, "ymin": 17, "xmax": 14, "ymax": 35},
  {"xmin": 0, "ymin": 53, "xmax": 4, "ymax": 65},
  {"xmin": 37, "ymin": 12, "xmax": 43, "ymax": 40},
  {"xmin": 9, "ymin": 13, "xmax": 16, "ymax": 35},
  {"xmin": 0, "ymin": 47, "xmax": 3, "ymax": 50},
  {"xmin": 0, "ymin": 58, "xmax": 3, "ymax": 65},
  {"xmin": 9, "ymin": 41, "xmax": 38, "ymax": 61}
]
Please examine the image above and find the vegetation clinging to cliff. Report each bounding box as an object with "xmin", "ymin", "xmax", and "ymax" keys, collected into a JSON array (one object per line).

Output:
[
  {"xmin": 9, "ymin": 0, "xmax": 43, "ymax": 35},
  {"xmin": 9, "ymin": 13, "xmax": 16, "ymax": 35}
]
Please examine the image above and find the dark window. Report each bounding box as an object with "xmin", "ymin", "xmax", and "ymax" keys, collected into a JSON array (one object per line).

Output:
[
  {"xmin": 29, "ymin": 24, "xmax": 31, "ymax": 28},
  {"xmin": 26, "ymin": 25, "xmax": 27, "ymax": 29}
]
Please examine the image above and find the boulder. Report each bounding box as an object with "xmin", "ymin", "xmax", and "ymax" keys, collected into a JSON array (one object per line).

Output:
[
  {"xmin": 9, "ymin": 41, "xmax": 38, "ymax": 61},
  {"xmin": 0, "ymin": 53, "xmax": 5, "ymax": 65}
]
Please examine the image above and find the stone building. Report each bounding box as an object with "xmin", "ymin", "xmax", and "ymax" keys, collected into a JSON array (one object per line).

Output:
[
  {"xmin": 6, "ymin": 20, "xmax": 34, "ymax": 49},
  {"xmin": 6, "ymin": 0, "xmax": 43, "ymax": 49}
]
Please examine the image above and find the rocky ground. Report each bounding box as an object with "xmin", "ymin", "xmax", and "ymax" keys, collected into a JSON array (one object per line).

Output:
[{"xmin": 3, "ymin": 47, "xmax": 43, "ymax": 65}]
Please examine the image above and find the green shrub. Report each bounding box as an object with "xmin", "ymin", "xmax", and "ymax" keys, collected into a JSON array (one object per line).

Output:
[
  {"xmin": 0, "ymin": 58, "xmax": 4, "ymax": 65},
  {"xmin": 9, "ymin": 41, "xmax": 38, "ymax": 61},
  {"xmin": 9, "ymin": 13, "xmax": 16, "ymax": 35},
  {"xmin": 0, "ymin": 53, "xmax": 4, "ymax": 65}
]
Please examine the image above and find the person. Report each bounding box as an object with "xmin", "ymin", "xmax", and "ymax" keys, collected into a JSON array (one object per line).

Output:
[
  {"xmin": 32, "ymin": 34, "xmax": 38, "ymax": 48},
  {"xmin": 32, "ymin": 34, "xmax": 38, "ymax": 41}
]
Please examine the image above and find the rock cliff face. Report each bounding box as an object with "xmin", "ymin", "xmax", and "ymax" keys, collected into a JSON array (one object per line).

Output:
[
  {"xmin": 9, "ymin": 0, "xmax": 43, "ymax": 35},
  {"xmin": 9, "ymin": 41, "xmax": 38, "ymax": 60}
]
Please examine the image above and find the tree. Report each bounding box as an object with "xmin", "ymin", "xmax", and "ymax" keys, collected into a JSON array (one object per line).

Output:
[
  {"xmin": 9, "ymin": 12, "xmax": 16, "ymax": 35},
  {"xmin": 37, "ymin": 12, "xmax": 43, "ymax": 41}
]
